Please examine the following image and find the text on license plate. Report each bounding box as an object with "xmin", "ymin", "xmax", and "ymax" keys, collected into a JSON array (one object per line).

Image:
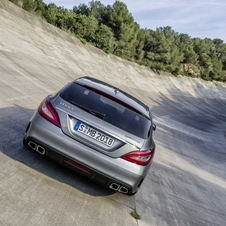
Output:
[{"xmin": 74, "ymin": 121, "xmax": 114, "ymax": 147}]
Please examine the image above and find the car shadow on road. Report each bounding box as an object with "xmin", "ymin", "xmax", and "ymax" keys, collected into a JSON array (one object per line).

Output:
[
  {"xmin": 0, "ymin": 104, "xmax": 118, "ymax": 197},
  {"xmin": 149, "ymin": 84, "xmax": 226, "ymax": 180},
  {"xmin": 136, "ymin": 159, "xmax": 226, "ymax": 226}
]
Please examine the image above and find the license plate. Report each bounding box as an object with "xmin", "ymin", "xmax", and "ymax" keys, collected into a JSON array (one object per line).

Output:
[{"xmin": 74, "ymin": 121, "xmax": 114, "ymax": 147}]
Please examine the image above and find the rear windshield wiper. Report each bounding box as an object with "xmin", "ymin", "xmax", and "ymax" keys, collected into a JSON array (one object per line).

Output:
[{"xmin": 70, "ymin": 101, "xmax": 105, "ymax": 119}]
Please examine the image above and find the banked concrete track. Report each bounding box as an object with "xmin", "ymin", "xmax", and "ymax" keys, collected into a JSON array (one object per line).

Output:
[{"xmin": 1, "ymin": 1, "xmax": 226, "ymax": 225}]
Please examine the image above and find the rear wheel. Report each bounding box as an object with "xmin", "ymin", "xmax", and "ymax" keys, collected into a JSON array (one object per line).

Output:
[
  {"xmin": 128, "ymin": 191, "xmax": 137, "ymax": 196},
  {"xmin": 23, "ymin": 137, "xmax": 29, "ymax": 149}
]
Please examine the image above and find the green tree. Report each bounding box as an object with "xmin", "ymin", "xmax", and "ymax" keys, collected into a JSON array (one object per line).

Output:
[
  {"xmin": 34, "ymin": 0, "xmax": 47, "ymax": 18},
  {"xmin": 89, "ymin": 0, "xmax": 105, "ymax": 20},
  {"xmin": 209, "ymin": 54, "xmax": 223, "ymax": 81},
  {"xmin": 45, "ymin": 3, "xmax": 59, "ymax": 25},
  {"xmin": 144, "ymin": 28, "xmax": 172, "ymax": 71},
  {"xmin": 213, "ymin": 39, "xmax": 226, "ymax": 71},
  {"xmin": 134, "ymin": 28, "xmax": 145, "ymax": 63},
  {"xmin": 74, "ymin": 3, "xmax": 90, "ymax": 16},
  {"xmin": 176, "ymin": 33, "xmax": 198, "ymax": 75},
  {"xmin": 60, "ymin": 10, "xmax": 77, "ymax": 32},
  {"xmin": 73, "ymin": 14, "xmax": 98, "ymax": 40},
  {"xmin": 88, "ymin": 23, "xmax": 114, "ymax": 53},
  {"xmin": 22, "ymin": 0, "xmax": 37, "ymax": 12},
  {"xmin": 193, "ymin": 38, "xmax": 224, "ymax": 80},
  {"xmin": 101, "ymin": 1, "xmax": 138, "ymax": 59},
  {"xmin": 158, "ymin": 27, "xmax": 183, "ymax": 74},
  {"xmin": 193, "ymin": 38, "xmax": 211, "ymax": 77},
  {"xmin": 181, "ymin": 38, "xmax": 198, "ymax": 64}
]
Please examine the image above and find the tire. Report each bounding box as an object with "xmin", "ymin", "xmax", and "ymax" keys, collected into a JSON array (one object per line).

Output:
[
  {"xmin": 23, "ymin": 137, "xmax": 29, "ymax": 149},
  {"xmin": 128, "ymin": 191, "xmax": 137, "ymax": 196}
]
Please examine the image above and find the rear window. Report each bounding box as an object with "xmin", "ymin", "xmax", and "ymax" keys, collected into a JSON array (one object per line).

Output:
[{"xmin": 60, "ymin": 83, "xmax": 151, "ymax": 138}]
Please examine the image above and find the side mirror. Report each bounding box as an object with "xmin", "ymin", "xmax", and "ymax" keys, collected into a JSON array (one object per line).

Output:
[{"xmin": 152, "ymin": 123, "xmax": 156, "ymax": 131}]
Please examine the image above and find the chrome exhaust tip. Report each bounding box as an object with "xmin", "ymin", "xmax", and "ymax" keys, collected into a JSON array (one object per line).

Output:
[
  {"xmin": 109, "ymin": 183, "xmax": 120, "ymax": 191},
  {"xmin": 28, "ymin": 141, "xmax": 45, "ymax": 155},
  {"xmin": 36, "ymin": 145, "xmax": 45, "ymax": 155},
  {"xmin": 118, "ymin": 186, "xmax": 129, "ymax": 194},
  {"xmin": 28, "ymin": 141, "xmax": 37, "ymax": 150}
]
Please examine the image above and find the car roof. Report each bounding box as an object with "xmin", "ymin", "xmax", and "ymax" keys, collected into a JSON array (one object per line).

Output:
[{"xmin": 74, "ymin": 76, "xmax": 151, "ymax": 119}]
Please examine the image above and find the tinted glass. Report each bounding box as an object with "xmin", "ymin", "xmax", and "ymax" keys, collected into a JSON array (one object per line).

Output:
[{"xmin": 60, "ymin": 83, "xmax": 151, "ymax": 138}]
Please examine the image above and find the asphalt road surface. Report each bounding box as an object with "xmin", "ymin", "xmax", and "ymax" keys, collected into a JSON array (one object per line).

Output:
[{"xmin": 0, "ymin": 1, "xmax": 226, "ymax": 225}]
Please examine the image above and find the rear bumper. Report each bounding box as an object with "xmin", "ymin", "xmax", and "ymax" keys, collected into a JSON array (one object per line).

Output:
[{"xmin": 24, "ymin": 112, "xmax": 153, "ymax": 194}]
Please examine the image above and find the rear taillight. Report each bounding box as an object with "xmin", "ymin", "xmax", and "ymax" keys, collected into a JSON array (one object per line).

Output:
[
  {"xmin": 121, "ymin": 149, "xmax": 155, "ymax": 166},
  {"xmin": 38, "ymin": 96, "xmax": 61, "ymax": 127}
]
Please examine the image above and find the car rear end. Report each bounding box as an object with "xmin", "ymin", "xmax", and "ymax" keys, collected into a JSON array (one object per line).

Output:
[{"xmin": 24, "ymin": 77, "xmax": 156, "ymax": 195}]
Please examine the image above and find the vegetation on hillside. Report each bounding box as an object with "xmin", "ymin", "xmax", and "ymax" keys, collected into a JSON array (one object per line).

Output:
[{"xmin": 9, "ymin": 0, "xmax": 226, "ymax": 82}]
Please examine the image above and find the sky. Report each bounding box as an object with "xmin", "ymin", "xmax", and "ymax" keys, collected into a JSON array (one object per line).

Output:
[{"xmin": 44, "ymin": 0, "xmax": 226, "ymax": 43}]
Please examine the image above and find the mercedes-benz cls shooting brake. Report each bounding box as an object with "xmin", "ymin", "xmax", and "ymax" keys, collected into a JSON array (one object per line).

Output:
[{"xmin": 23, "ymin": 76, "xmax": 156, "ymax": 195}]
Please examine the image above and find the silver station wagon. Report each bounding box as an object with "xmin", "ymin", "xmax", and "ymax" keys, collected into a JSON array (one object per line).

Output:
[{"xmin": 23, "ymin": 76, "xmax": 156, "ymax": 195}]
